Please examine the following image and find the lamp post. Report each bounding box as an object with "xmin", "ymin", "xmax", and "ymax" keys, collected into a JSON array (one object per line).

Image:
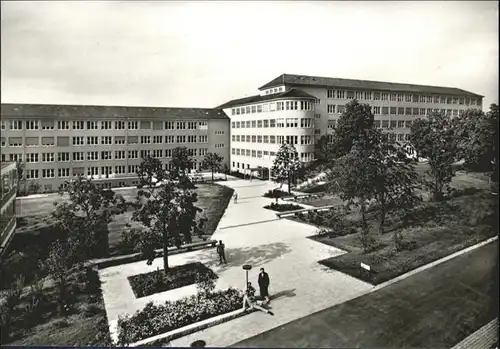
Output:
[{"xmin": 242, "ymin": 264, "xmax": 252, "ymax": 289}]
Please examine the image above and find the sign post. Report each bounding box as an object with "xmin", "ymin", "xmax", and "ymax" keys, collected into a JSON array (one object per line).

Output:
[{"xmin": 242, "ymin": 264, "xmax": 252, "ymax": 290}]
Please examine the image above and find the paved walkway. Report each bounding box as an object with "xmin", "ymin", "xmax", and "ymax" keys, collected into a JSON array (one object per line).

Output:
[
  {"xmin": 99, "ymin": 178, "xmax": 374, "ymax": 344},
  {"xmin": 233, "ymin": 240, "xmax": 499, "ymax": 348}
]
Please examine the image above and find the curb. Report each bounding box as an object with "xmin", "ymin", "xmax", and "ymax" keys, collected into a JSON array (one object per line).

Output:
[
  {"xmin": 130, "ymin": 308, "xmax": 255, "ymax": 346},
  {"xmin": 452, "ymin": 318, "xmax": 498, "ymax": 349},
  {"xmin": 371, "ymin": 236, "xmax": 498, "ymax": 292}
]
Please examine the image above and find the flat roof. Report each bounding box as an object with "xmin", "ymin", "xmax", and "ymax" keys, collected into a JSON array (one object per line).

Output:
[{"xmin": 217, "ymin": 88, "xmax": 317, "ymax": 109}]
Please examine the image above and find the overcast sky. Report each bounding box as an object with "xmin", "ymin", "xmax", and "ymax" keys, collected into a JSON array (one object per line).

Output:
[{"xmin": 1, "ymin": 1, "xmax": 498, "ymax": 109}]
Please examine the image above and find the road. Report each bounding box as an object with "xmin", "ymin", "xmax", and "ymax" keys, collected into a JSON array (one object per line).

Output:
[{"xmin": 233, "ymin": 240, "xmax": 499, "ymax": 348}]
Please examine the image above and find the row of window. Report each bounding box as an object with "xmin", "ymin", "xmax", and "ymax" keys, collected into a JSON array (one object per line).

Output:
[
  {"xmin": 1, "ymin": 120, "xmax": 210, "ymax": 131},
  {"xmin": 1, "ymin": 148, "xmax": 210, "ymax": 163},
  {"xmin": 327, "ymin": 104, "xmax": 469, "ymax": 117},
  {"xmin": 326, "ymin": 132, "xmax": 410, "ymax": 144},
  {"xmin": 326, "ymin": 89, "xmax": 481, "ymax": 106},
  {"xmin": 230, "ymin": 100, "xmax": 314, "ymax": 116},
  {"xmin": 327, "ymin": 119, "xmax": 414, "ymax": 129},
  {"xmin": 231, "ymin": 149, "xmax": 314, "ymax": 162},
  {"xmin": 263, "ymin": 87, "xmax": 285, "ymax": 95},
  {"xmin": 1, "ymin": 135, "xmax": 210, "ymax": 147},
  {"xmin": 231, "ymin": 134, "xmax": 313, "ymax": 145},
  {"xmin": 231, "ymin": 118, "xmax": 314, "ymax": 129}
]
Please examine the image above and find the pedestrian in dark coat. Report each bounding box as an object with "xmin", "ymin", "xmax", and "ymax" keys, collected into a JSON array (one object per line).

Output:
[
  {"xmin": 216, "ymin": 240, "xmax": 227, "ymax": 264},
  {"xmin": 258, "ymin": 268, "xmax": 270, "ymax": 304}
]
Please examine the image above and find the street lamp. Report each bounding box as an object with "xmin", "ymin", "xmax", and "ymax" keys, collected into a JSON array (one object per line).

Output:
[{"xmin": 242, "ymin": 264, "xmax": 252, "ymax": 289}]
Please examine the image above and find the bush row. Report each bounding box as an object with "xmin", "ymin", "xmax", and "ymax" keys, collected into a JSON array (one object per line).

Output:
[
  {"xmin": 262, "ymin": 189, "xmax": 291, "ymax": 198},
  {"xmin": 264, "ymin": 202, "xmax": 303, "ymax": 212},
  {"xmin": 293, "ymin": 209, "xmax": 356, "ymax": 236},
  {"xmin": 117, "ymin": 288, "xmax": 243, "ymax": 344},
  {"xmin": 128, "ymin": 262, "xmax": 218, "ymax": 298}
]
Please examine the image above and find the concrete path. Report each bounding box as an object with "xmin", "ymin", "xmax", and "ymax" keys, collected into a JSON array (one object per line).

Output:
[{"xmin": 99, "ymin": 178, "xmax": 374, "ymax": 344}]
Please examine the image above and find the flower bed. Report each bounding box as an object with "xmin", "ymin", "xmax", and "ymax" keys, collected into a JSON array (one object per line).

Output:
[
  {"xmin": 128, "ymin": 262, "xmax": 217, "ymax": 298},
  {"xmin": 262, "ymin": 189, "xmax": 291, "ymax": 199},
  {"xmin": 263, "ymin": 202, "xmax": 303, "ymax": 212},
  {"xmin": 117, "ymin": 288, "xmax": 243, "ymax": 344}
]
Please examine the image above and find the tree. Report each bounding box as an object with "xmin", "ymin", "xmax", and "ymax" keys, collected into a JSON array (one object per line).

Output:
[
  {"xmin": 0, "ymin": 276, "xmax": 24, "ymax": 341},
  {"xmin": 52, "ymin": 176, "xmax": 126, "ymax": 259},
  {"xmin": 327, "ymin": 144, "xmax": 376, "ymax": 252},
  {"xmin": 15, "ymin": 160, "xmax": 26, "ymax": 195},
  {"xmin": 271, "ymin": 143, "xmax": 303, "ymax": 194},
  {"xmin": 170, "ymin": 146, "xmax": 193, "ymax": 179},
  {"xmin": 409, "ymin": 112, "xmax": 458, "ymax": 201},
  {"xmin": 329, "ymin": 100, "xmax": 375, "ymax": 159},
  {"xmin": 222, "ymin": 164, "xmax": 229, "ymax": 180},
  {"xmin": 42, "ymin": 240, "xmax": 74, "ymax": 314},
  {"xmin": 133, "ymin": 156, "xmax": 205, "ymax": 274},
  {"xmin": 364, "ymin": 130, "xmax": 422, "ymax": 237},
  {"xmin": 454, "ymin": 104, "xmax": 499, "ymax": 174},
  {"xmin": 314, "ymin": 135, "xmax": 332, "ymax": 163},
  {"xmin": 202, "ymin": 152, "xmax": 223, "ymax": 182}
]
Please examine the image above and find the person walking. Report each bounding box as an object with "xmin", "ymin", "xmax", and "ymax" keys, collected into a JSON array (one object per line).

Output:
[
  {"xmin": 233, "ymin": 192, "xmax": 238, "ymax": 204},
  {"xmin": 216, "ymin": 240, "xmax": 227, "ymax": 264},
  {"xmin": 258, "ymin": 268, "xmax": 270, "ymax": 304}
]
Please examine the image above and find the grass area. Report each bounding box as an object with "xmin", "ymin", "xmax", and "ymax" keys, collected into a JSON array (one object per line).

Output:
[
  {"xmin": 11, "ymin": 183, "xmax": 234, "ymax": 257},
  {"xmin": 2, "ymin": 268, "xmax": 111, "ymax": 346},
  {"xmin": 128, "ymin": 262, "xmax": 217, "ymax": 298},
  {"xmin": 313, "ymin": 189, "xmax": 496, "ymax": 285},
  {"xmin": 233, "ymin": 241, "xmax": 498, "ymax": 348}
]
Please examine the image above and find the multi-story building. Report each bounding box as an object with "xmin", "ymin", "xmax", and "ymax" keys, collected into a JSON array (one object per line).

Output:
[
  {"xmin": 220, "ymin": 73, "xmax": 483, "ymax": 177},
  {"xmin": 1, "ymin": 162, "xmax": 17, "ymax": 256},
  {"xmin": 0, "ymin": 104, "xmax": 230, "ymax": 192}
]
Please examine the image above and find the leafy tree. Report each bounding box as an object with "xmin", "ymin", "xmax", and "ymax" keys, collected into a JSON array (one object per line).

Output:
[
  {"xmin": 0, "ymin": 276, "xmax": 24, "ymax": 341},
  {"xmin": 409, "ymin": 112, "xmax": 458, "ymax": 201},
  {"xmin": 314, "ymin": 135, "xmax": 332, "ymax": 163},
  {"xmin": 327, "ymin": 144, "xmax": 376, "ymax": 252},
  {"xmin": 202, "ymin": 152, "xmax": 223, "ymax": 182},
  {"xmin": 133, "ymin": 156, "xmax": 205, "ymax": 273},
  {"xmin": 15, "ymin": 160, "xmax": 26, "ymax": 195},
  {"xmin": 170, "ymin": 146, "xmax": 193, "ymax": 179},
  {"xmin": 454, "ymin": 104, "xmax": 499, "ymax": 174},
  {"xmin": 364, "ymin": 130, "xmax": 422, "ymax": 237},
  {"xmin": 271, "ymin": 143, "xmax": 303, "ymax": 194},
  {"xmin": 329, "ymin": 99, "xmax": 375, "ymax": 159},
  {"xmin": 42, "ymin": 240, "xmax": 74, "ymax": 314},
  {"xmin": 52, "ymin": 176, "xmax": 126, "ymax": 259}
]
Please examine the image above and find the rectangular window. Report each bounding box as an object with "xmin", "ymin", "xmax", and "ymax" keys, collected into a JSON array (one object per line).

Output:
[
  {"xmin": 166, "ymin": 136, "xmax": 175, "ymax": 144},
  {"xmin": 57, "ymin": 121, "xmax": 70, "ymax": 130},
  {"xmin": 390, "ymin": 120, "xmax": 397, "ymax": 128},
  {"xmin": 101, "ymin": 136, "xmax": 112, "ymax": 145},
  {"xmin": 176, "ymin": 121, "xmax": 186, "ymax": 130},
  {"xmin": 374, "ymin": 120, "xmax": 381, "ymax": 128},
  {"xmin": 176, "ymin": 135, "xmax": 186, "ymax": 143},
  {"xmin": 397, "ymin": 121, "xmax": 405, "ymax": 128},
  {"xmin": 390, "ymin": 107, "xmax": 397, "ymax": 115},
  {"xmin": 355, "ymin": 91, "xmax": 363, "ymax": 100},
  {"xmin": 115, "ymin": 136, "xmax": 126, "ymax": 145},
  {"xmin": 87, "ymin": 136, "xmax": 99, "ymax": 145},
  {"xmin": 327, "ymin": 89, "xmax": 334, "ymax": 98},
  {"xmin": 114, "ymin": 166, "xmax": 126, "ymax": 174},
  {"xmin": 58, "ymin": 168, "xmax": 70, "ymax": 178},
  {"xmin": 26, "ymin": 120, "xmax": 39, "ymax": 130},
  {"xmin": 115, "ymin": 150, "xmax": 126, "ymax": 160},
  {"xmin": 382, "ymin": 120, "xmax": 389, "ymax": 128},
  {"xmin": 87, "ymin": 167, "xmax": 99, "ymax": 177},
  {"xmin": 101, "ymin": 121, "xmax": 112, "ymax": 129},
  {"xmin": 41, "ymin": 120, "xmax": 54, "ymax": 130},
  {"xmin": 128, "ymin": 121, "xmax": 139, "ymax": 130},
  {"xmin": 87, "ymin": 151, "xmax": 99, "ymax": 161},
  {"xmin": 101, "ymin": 151, "xmax": 112, "ymax": 160},
  {"xmin": 165, "ymin": 149, "xmax": 172, "ymax": 158},
  {"xmin": 398, "ymin": 107, "xmax": 404, "ymax": 115},
  {"xmin": 188, "ymin": 135, "xmax": 197, "ymax": 143},
  {"xmin": 73, "ymin": 137, "xmax": 85, "ymax": 146},
  {"xmin": 198, "ymin": 135, "xmax": 208, "ymax": 143},
  {"xmin": 42, "ymin": 153, "xmax": 55, "ymax": 162},
  {"xmin": 405, "ymin": 94, "xmax": 412, "ymax": 102},
  {"xmin": 73, "ymin": 152, "xmax": 85, "ymax": 161},
  {"xmin": 127, "ymin": 136, "xmax": 138, "ymax": 144},
  {"xmin": 140, "ymin": 150, "xmax": 151, "ymax": 158},
  {"xmin": 397, "ymin": 94, "xmax": 403, "ymax": 102},
  {"xmin": 346, "ymin": 91, "xmax": 354, "ymax": 99},
  {"xmin": 405, "ymin": 107, "xmax": 412, "ymax": 115},
  {"xmin": 153, "ymin": 136, "xmax": 163, "ymax": 144},
  {"xmin": 336, "ymin": 90, "xmax": 345, "ymax": 99},
  {"xmin": 327, "ymin": 104, "xmax": 336, "ymax": 114},
  {"xmin": 364, "ymin": 92, "xmax": 372, "ymax": 100},
  {"xmin": 87, "ymin": 121, "xmax": 98, "ymax": 130},
  {"xmin": 73, "ymin": 121, "xmax": 85, "ymax": 130},
  {"xmin": 390, "ymin": 94, "xmax": 397, "ymax": 101},
  {"xmin": 141, "ymin": 136, "xmax": 151, "ymax": 144},
  {"xmin": 128, "ymin": 150, "xmax": 138, "ymax": 159},
  {"xmin": 42, "ymin": 169, "xmax": 55, "ymax": 178},
  {"xmin": 381, "ymin": 93, "xmax": 389, "ymax": 101},
  {"xmin": 420, "ymin": 108, "xmax": 426, "ymax": 115},
  {"xmin": 257, "ymin": 120, "xmax": 263, "ymax": 128}
]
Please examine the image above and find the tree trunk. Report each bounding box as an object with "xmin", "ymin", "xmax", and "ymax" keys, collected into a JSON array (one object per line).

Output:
[
  {"xmin": 287, "ymin": 174, "xmax": 291, "ymax": 194},
  {"xmin": 162, "ymin": 230, "xmax": 169, "ymax": 273},
  {"xmin": 379, "ymin": 196, "xmax": 386, "ymax": 235},
  {"xmin": 212, "ymin": 168, "xmax": 214, "ymax": 182}
]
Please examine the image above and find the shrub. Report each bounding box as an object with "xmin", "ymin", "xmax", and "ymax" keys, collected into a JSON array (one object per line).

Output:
[
  {"xmin": 128, "ymin": 263, "xmax": 218, "ymax": 298},
  {"xmin": 263, "ymin": 189, "xmax": 290, "ymax": 199},
  {"xmin": 195, "ymin": 273, "xmax": 216, "ymax": 296},
  {"xmin": 117, "ymin": 288, "xmax": 243, "ymax": 343},
  {"xmin": 264, "ymin": 202, "xmax": 303, "ymax": 212}
]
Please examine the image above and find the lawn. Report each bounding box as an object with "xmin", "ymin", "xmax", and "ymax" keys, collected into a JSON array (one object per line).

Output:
[
  {"xmin": 1, "ymin": 267, "xmax": 111, "ymax": 346},
  {"xmin": 128, "ymin": 262, "xmax": 218, "ymax": 298},
  {"xmin": 233, "ymin": 241, "xmax": 498, "ymax": 348},
  {"xmin": 11, "ymin": 183, "xmax": 234, "ymax": 257},
  {"xmin": 289, "ymin": 167, "xmax": 497, "ymax": 285}
]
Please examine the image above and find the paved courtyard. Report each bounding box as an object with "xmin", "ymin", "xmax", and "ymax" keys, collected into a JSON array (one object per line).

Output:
[{"xmin": 98, "ymin": 177, "xmax": 375, "ymax": 345}]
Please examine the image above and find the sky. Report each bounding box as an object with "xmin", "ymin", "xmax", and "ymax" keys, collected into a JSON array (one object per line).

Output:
[{"xmin": 1, "ymin": 1, "xmax": 498, "ymax": 109}]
